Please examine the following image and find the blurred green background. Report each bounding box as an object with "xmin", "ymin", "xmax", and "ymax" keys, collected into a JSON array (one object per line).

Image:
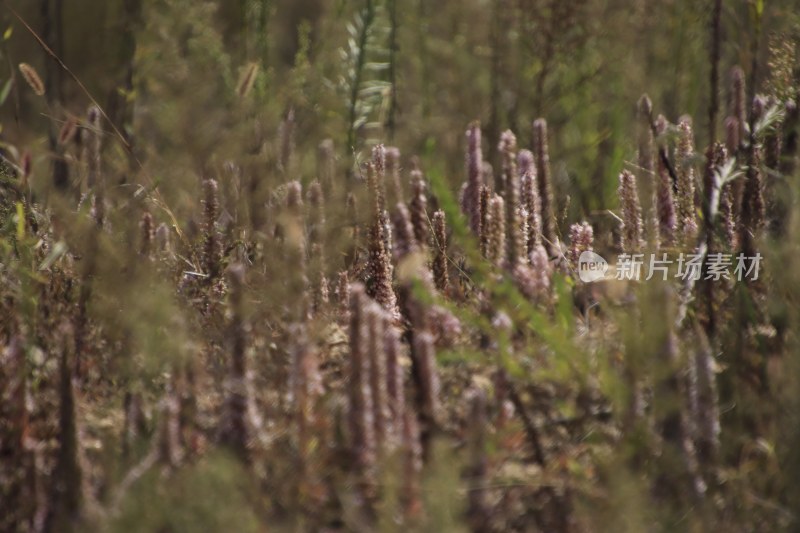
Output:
[{"xmin": 6, "ymin": 0, "xmax": 798, "ymax": 220}]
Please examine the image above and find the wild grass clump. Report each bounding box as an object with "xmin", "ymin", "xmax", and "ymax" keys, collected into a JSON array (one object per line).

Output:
[{"xmin": 1, "ymin": 2, "xmax": 799, "ymax": 531}]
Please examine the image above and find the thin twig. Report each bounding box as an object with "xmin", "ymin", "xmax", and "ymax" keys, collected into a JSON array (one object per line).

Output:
[{"xmin": 506, "ymin": 381, "xmax": 547, "ymax": 466}]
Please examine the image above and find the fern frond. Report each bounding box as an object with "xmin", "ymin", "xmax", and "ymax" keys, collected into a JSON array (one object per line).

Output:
[
  {"xmin": 340, "ymin": 0, "xmax": 392, "ymax": 154},
  {"xmin": 753, "ymin": 101, "xmax": 785, "ymax": 139}
]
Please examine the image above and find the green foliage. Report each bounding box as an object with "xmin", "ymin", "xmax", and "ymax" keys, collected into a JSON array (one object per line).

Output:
[
  {"xmin": 338, "ymin": 0, "xmax": 394, "ymax": 154},
  {"xmin": 112, "ymin": 452, "xmax": 261, "ymax": 532}
]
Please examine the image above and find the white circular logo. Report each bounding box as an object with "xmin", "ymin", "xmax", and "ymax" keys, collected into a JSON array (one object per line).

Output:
[{"xmin": 578, "ymin": 251, "xmax": 608, "ymax": 282}]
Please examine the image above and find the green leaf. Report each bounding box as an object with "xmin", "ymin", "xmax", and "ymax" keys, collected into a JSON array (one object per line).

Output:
[
  {"xmin": 0, "ymin": 78, "xmax": 13, "ymax": 107},
  {"xmin": 39, "ymin": 240, "xmax": 68, "ymax": 270},
  {"xmin": 3, "ymin": 27, "xmax": 12, "ymax": 41},
  {"xmin": 554, "ymin": 274, "xmax": 574, "ymax": 336},
  {"xmin": 15, "ymin": 201, "xmax": 24, "ymax": 239},
  {"xmin": 364, "ymin": 62, "xmax": 390, "ymax": 71},
  {"xmin": 749, "ymin": 0, "xmax": 765, "ymax": 24}
]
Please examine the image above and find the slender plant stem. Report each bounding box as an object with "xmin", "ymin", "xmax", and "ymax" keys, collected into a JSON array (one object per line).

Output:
[
  {"xmin": 386, "ymin": 0, "xmax": 397, "ymax": 140},
  {"xmin": 708, "ymin": 0, "xmax": 722, "ymax": 146}
]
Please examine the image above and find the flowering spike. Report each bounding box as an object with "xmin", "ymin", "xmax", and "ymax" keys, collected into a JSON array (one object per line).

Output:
[
  {"xmin": 739, "ymin": 102, "xmax": 766, "ymax": 256},
  {"xmin": 714, "ymin": 145, "xmax": 737, "ymax": 249},
  {"xmin": 401, "ymin": 409, "xmax": 423, "ymax": 518},
  {"xmin": 499, "ymin": 131, "xmax": 525, "ymax": 268},
  {"xmin": 307, "ymin": 179, "xmax": 325, "ymax": 245},
  {"xmin": 140, "ymin": 211, "xmax": 154, "ymax": 258},
  {"xmin": 466, "ymin": 388, "xmax": 490, "ymax": 532},
  {"xmin": 289, "ymin": 325, "xmax": 321, "ymax": 486},
  {"xmin": 386, "ymin": 146, "xmax": 403, "ymax": 204},
  {"xmin": 729, "ymin": 66, "xmax": 747, "ymax": 151},
  {"xmin": 568, "ymin": 222, "xmax": 593, "ymax": 272},
  {"xmin": 371, "ymin": 144, "xmax": 387, "ymax": 214},
  {"xmin": 202, "ymin": 178, "xmax": 221, "ymax": 278},
  {"xmin": 336, "ymin": 271, "xmax": 351, "ymax": 324},
  {"xmin": 638, "ymin": 95, "xmax": 659, "ymax": 249},
  {"xmin": 676, "ymin": 117, "xmax": 698, "ymax": 247},
  {"xmin": 411, "ymin": 330, "xmax": 439, "ymax": 438},
  {"xmin": 155, "ymin": 223, "xmax": 171, "ymax": 255},
  {"xmin": 346, "ymin": 191, "xmax": 359, "ymax": 246},
  {"xmin": 409, "ymin": 170, "xmax": 429, "ymax": 247},
  {"xmin": 486, "ymin": 194, "xmax": 506, "ymax": 267},
  {"xmin": 348, "ymin": 284, "xmax": 376, "ymax": 473},
  {"xmin": 366, "ymin": 164, "xmax": 399, "ymax": 318},
  {"xmin": 278, "ymin": 108, "xmax": 295, "ymax": 173},
  {"xmin": 286, "ymin": 180, "xmax": 303, "ymax": 211},
  {"xmin": 533, "ymin": 118, "xmax": 557, "ymax": 253},
  {"xmin": 516, "ymin": 244, "xmax": 551, "ymax": 302},
  {"xmin": 392, "ymin": 203, "xmax": 419, "ymax": 261},
  {"xmin": 431, "ymin": 210, "xmax": 450, "ymax": 294},
  {"xmin": 654, "ymin": 115, "xmax": 677, "ymax": 247},
  {"xmin": 19, "ymin": 63, "xmax": 45, "ymax": 96},
  {"xmin": 479, "ymin": 185, "xmax": 491, "ymax": 257},
  {"xmin": 86, "ymin": 106, "xmax": 104, "ymax": 225},
  {"xmin": 464, "ymin": 122, "xmax": 484, "ymax": 236},
  {"xmin": 763, "ymin": 96, "xmax": 783, "ymax": 171},
  {"xmin": 618, "ymin": 170, "xmax": 644, "ymax": 253},
  {"xmin": 218, "ymin": 264, "xmax": 252, "ymax": 462},
  {"xmin": 317, "ymin": 139, "xmax": 335, "ymax": 193},
  {"xmin": 724, "ymin": 116, "xmax": 740, "ymax": 155},
  {"xmin": 122, "ymin": 392, "xmax": 146, "ymax": 458},
  {"xmin": 519, "ymin": 152, "xmax": 542, "ymax": 254},
  {"xmin": 384, "ymin": 316, "xmax": 405, "ymax": 441},
  {"xmin": 157, "ymin": 380, "xmax": 183, "ymax": 467},
  {"xmin": 693, "ymin": 325, "xmax": 720, "ymax": 467},
  {"xmin": 517, "ymin": 149, "xmax": 534, "ymax": 179},
  {"xmin": 366, "ymin": 303, "xmax": 389, "ymax": 450}
]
